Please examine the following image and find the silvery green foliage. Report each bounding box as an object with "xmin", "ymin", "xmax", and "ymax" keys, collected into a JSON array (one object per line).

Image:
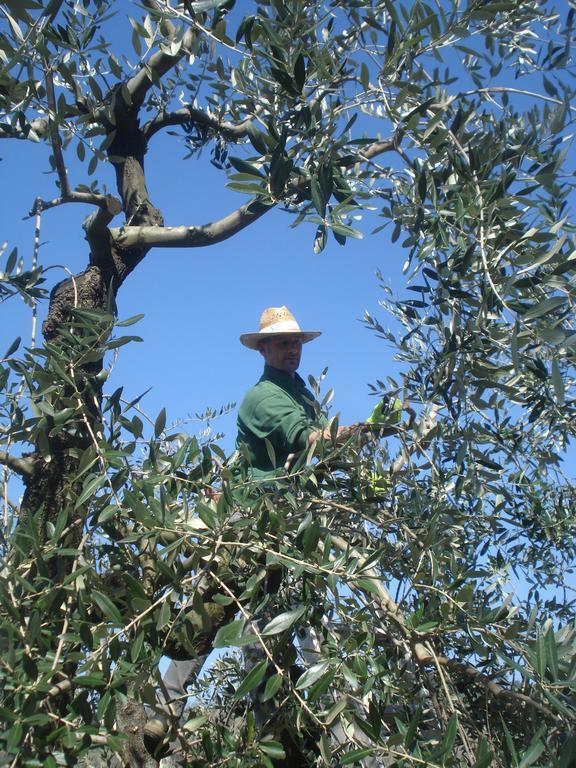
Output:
[{"xmin": 0, "ymin": 0, "xmax": 575, "ymax": 765}]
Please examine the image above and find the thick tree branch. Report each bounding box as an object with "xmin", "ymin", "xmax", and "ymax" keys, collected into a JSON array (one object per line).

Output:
[
  {"xmin": 125, "ymin": 26, "xmax": 197, "ymax": 109},
  {"xmin": 0, "ymin": 451, "xmax": 34, "ymax": 479},
  {"xmin": 83, "ymin": 197, "xmax": 124, "ymax": 229},
  {"xmin": 144, "ymin": 106, "xmax": 256, "ymax": 141},
  {"xmin": 142, "ymin": 0, "xmax": 178, "ymax": 39},
  {"xmin": 46, "ymin": 676, "xmax": 72, "ymax": 700},
  {"xmin": 357, "ymin": 129, "xmax": 405, "ymax": 162},
  {"xmin": 111, "ymin": 129, "xmax": 402, "ymax": 250},
  {"xmin": 360, "ymin": 137, "xmax": 399, "ymax": 161},
  {"xmin": 82, "ymin": 199, "xmax": 126, "ymax": 273},
  {"xmin": 111, "ymin": 198, "xmax": 272, "ymax": 249}
]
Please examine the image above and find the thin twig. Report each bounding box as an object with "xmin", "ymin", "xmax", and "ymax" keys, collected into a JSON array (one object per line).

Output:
[
  {"xmin": 472, "ymin": 170, "xmax": 511, "ymax": 311},
  {"xmin": 50, "ymin": 532, "xmax": 90, "ymax": 673},
  {"xmin": 30, "ymin": 197, "xmax": 42, "ymax": 348},
  {"xmin": 0, "ymin": 1, "xmax": 65, "ymax": 85},
  {"xmin": 26, "ymin": 192, "xmax": 122, "ymax": 219},
  {"xmin": 44, "ymin": 63, "xmax": 70, "ymax": 198},
  {"xmin": 210, "ymin": 572, "xmax": 324, "ymax": 727},
  {"xmin": 456, "ymin": 86, "xmax": 576, "ymax": 115},
  {"xmin": 2, "ymin": 468, "xmax": 9, "ymax": 529}
]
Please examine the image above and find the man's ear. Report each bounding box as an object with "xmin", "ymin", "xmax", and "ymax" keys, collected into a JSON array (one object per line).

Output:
[{"xmin": 257, "ymin": 341, "xmax": 266, "ymax": 359}]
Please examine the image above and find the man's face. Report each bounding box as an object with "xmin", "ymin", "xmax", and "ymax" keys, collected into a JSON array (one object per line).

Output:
[{"xmin": 259, "ymin": 336, "xmax": 303, "ymax": 376}]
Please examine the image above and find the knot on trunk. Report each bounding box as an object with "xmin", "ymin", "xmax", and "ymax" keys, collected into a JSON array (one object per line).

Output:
[{"xmin": 43, "ymin": 267, "xmax": 111, "ymax": 341}]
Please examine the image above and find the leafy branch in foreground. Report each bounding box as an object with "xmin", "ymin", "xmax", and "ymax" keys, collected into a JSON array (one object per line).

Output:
[{"xmin": 1, "ymin": 326, "xmax": 575, "ymax": 764}]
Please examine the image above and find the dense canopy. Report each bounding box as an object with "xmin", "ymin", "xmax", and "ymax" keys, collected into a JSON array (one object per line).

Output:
[{"xmin": 0, "ymin": 1, "xmax": 575, "ymax": 766}]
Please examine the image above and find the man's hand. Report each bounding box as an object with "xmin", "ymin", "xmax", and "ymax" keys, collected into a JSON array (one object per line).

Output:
[
  {"xmin": 307, "ymin": 422, "xmax": 366, "ymax": 447},
  {"xmin": 334, "ymin": 423, "xmax": 364, "ymax": 442}
]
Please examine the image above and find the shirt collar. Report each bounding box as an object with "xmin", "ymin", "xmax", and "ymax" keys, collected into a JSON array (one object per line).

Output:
[{"xmin": 261, "ymin": 364, "xmax": 306, "ymax": 391}]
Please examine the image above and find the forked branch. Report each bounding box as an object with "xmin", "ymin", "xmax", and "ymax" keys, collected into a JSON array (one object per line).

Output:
[{"xmin": 111, "ymin": 128, "xmax": 403, "ymax": 250}]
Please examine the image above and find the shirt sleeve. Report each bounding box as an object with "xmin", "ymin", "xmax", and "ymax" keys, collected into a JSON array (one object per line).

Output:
[{"xmin": 245, "ymin": 392, "xmax": 314, "ymax": 453}]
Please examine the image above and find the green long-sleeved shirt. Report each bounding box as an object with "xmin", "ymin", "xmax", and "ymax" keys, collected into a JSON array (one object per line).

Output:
[{"xmin": 236, "ymin": 365, "xmax": 326, "ymax": 477}]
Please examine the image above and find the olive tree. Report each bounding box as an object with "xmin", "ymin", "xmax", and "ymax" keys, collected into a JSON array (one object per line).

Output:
[{"xmin": 1, "ymin": 0, "xmax": 575, "ymax": 766}]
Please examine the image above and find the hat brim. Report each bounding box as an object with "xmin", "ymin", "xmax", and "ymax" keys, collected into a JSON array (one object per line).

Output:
[{"xmin": 240, "ymin": 330, "xmax": 321, "ymax": 350}]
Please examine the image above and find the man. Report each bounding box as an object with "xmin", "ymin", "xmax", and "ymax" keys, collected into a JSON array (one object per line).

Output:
[
  {"xmin": 235, "ymin": 306, "xmax": 370, "ymax": 736},
  {"xmin": 236, "ymin": 305, "xmax": 361, "ymax": 477}
]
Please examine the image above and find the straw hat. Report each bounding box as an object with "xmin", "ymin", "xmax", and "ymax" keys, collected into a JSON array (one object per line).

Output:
[{"xmin": 240, "ymin": 306, "xmax": 322, "ymax": 350}]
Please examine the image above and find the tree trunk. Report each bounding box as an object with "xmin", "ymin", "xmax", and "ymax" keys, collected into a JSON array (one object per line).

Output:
[{"xmin": 15, "ymin": 101, "xmax": 171, "ymax": 767}]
